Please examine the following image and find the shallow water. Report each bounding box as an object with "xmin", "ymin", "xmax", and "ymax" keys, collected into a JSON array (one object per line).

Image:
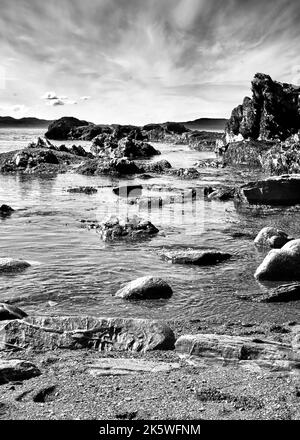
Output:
[{"xmin": 1, "ymin": 129, "xmax": 300, "ymax": 323}]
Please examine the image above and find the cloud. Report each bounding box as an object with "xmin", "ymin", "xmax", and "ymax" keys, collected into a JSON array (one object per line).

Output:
[
  {"xmin": 47, "ymin": 99, "xmax": 65, "ymax": 106},
  {"xmin": 0, "ymin": 0, "xmax": 300, "ymax": 123},
  {"xmin": 80, "ymin": 96, "xmax": 91, "ymax": 100}
]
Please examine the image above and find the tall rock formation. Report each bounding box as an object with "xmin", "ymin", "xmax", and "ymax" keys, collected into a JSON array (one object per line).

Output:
[{"xmin": 226, "ymin": 73, "xmax": 300, "ymax": 142}]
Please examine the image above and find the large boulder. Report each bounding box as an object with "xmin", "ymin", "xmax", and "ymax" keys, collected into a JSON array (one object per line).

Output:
[
  {"xmin": 254, "ymin": 227, "xmax": 291, "ymax": 249},
  {"xmin": 160, "ymin": 250, "xmax": 232, "ymax": 265},
  {"xmin": 115, "ymin": 276, "xmax": 173, "ymax": 300},
  {"xmin": 45, "ymin": 117, "xmax": 90, "ymax": 140},
  {"xmin": 226, "ymin": 73, "xmax": 300, "ymax": 142},
  {"xmin": 0, "ymin": 360, "xmax": 41, "ymax": 385},
  {"xmin": 0, "ymin": 258, "xmax": 30, "ymax": 273},
  {"xmin": 0, "ymin": 316, "xmax": 175, "ymax": 352},
  {"xmin": 239, "ymin": 175, "xmax": 300, "ymax": 205},
  {"xmin": 255, "ymin": 239, "xmax": 300, "ymax": 281}
]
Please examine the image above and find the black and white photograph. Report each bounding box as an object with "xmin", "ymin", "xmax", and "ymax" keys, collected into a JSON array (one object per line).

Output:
[{"xmin": 0, "ymin": 0, "xmax": 300, "ymax": 431}]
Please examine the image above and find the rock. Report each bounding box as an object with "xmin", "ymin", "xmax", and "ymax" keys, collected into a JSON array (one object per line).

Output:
[
  {"xmin": 0, "ymin": 204, "xmax": 14, "ymax": 216},
  {"xmin": 175, "ymin": 333, "xmax": 300, "ymax": 371},
  {"xmin": 67, "ymin": 186, "xmax": 98, "ymax": 194},
  {"xmin": 207, "ymin": 187, "xmax": 236, "ymax": 201},
  {"xmin": 88, "ymin": 358, "xmax": 180, "ymax": 376},
  {"xmin": 0, "ymin": 258, "xmax": 30, "ymax": 273},
  {"xmin": 170, "ymin": 168, "xmax": 200, "ymax": 179},
  {"xmin": 142, "ymin": 160, "xmax": 172, "ymax": 174},
  {"xmin": 0, "ymin": 360, "xmax": 41, "ymax": 385},
  {"xmin": 0, "ymin": 303, "xmax": 28, "ymax": 321},
  {"xmin": 226, "ymin": 73, "xmax": 300, "ymax": 142},
  {"xmin": 115, "ymin": 276, "xmax": 173, "ymax": 300},
  {"xmin": 70, "ymin": 145, "xmax": 89, "ymax": 157},
  {"xmin": 45, "ymin": 117, "xmax": 90, "ymax": 140},
  {"xmin": 96, "ymin": 216, "xmax": 159, "ymax": 241},
  {"xmin": 0, "ymin": 316, "xmax": 175, "ymax": 352},
  {"xmin": 112, "ymin": 185, "xmax": 143, "ymax": 197},
  {"xmin": 160, "ymin": 250, "xmax": 232, "ymax": 265},
  {"xmin": 254, "ymin": 227, "xmax": 291, "ymax": 249},
  {"xmin": 256, "ymin": 283, "xmax": 300, "ymax": 303},
  {"xmin": 261, "ymin": 142, "xmax": 300, "ymax": 175},
  {"xmin": 239, "ymin": 175, "xmax": 300, "ymax": 205},
  {"xmin": 255, "ymin": 239, "xmax": 300, "ymax": 281},
  {"xmin": 222, "ymin": 140, "xmax": 273, "ymax": 168}
]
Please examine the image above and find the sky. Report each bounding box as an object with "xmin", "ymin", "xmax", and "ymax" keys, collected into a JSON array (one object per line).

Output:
[{"xmin": 0, "ymin": 0, "xmax": 300, "ymax": 125}]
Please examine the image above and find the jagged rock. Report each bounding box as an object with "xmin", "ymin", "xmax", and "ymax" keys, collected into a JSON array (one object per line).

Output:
[
  {"xmin": 239, "ymin": 175, "xmax": 300, "ymax": 205},
  {"xmin": 261, "ymin": 142, "xmax": 300, "ymax": 175},
  {"xmin": 0, "ymin": 204, "xmax": 14, "ymax": 216},
  {"xmin": 0, "ymin": 258, "xmax": 30, "ymax": 273},
  {"xmin": 254, "ymin": 227, "xmax": 291, "ymax": 249},
  {"xmin": 0, "ymin": 303, "xmax": 28, "ymax": 321},
  {"xmin": 255, "ymin": 239, "xmax": 300, "ymax": 281},
  {"xmin": 70, "ymin": 145, "xmax": 89, "ymax": 157},
  {"xmin": 206, "ymin": 187, "xmax": 236, "ymax": 201},
  {"xmin": 226, "ymin": 73, "xmax": 300, "ymax": 142},
  {"xmin": 96, "ymin": 216, "xmax": 159, "ymax": 241},
  {"xmin": 0, "ymin": 316, "xmax": 175, "ymax": 352},
  {"xmin": 97, "ymin": 158, "xmax": 141, "ymax": 175},
  {"xmin": 160, "ymin": 250, "xmax": 232, "ymax": 265},
  {"xmin": 175, "ymin": 333, "xmax": 300, "ymax": 371},
  {"xmin": 115, "ymin": 276, "xmax": 173, "ymax": 300},
  {"xmin": 67, "ymin": 186, "xmax": 98, "ymax": 194},
  {"xmin": 0, "ymin": 360, "xmax": 41, "ymax": 385},
  {"xmin": 45, "ymin": 117, "xmax": 90, "ymax": 140}
]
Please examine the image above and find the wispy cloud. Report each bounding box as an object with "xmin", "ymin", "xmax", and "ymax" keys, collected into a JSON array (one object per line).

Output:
[{"xmin": 0, "ymin": 0, "xmax": 299, "ymax": 123}]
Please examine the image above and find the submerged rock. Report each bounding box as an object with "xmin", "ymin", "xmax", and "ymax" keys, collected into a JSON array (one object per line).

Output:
[
  {"xmin": 115, "ymin": 276, "xmax": 173, "ymax": 300},
  {"xmin": 239, "ymin": 175, "xmax": 300, "ymax": 205},
  {"xmin": 255, "ymin": 239, "xmax": 300, "ymax": 281},
  {"xmin": 67, "ymin": 186, "xmax": 98, "ymax": 194},
  {"xmin": 0, "ymin": 258, "xmax": 30, "ymax": 273},
  {"xmin": 0, "ymin": 360, "xmax": 41, "ymax": 385},
  {"xmin": 254, "ymin": 227, "xmax": 291, "ymax": 249},
  {"xmin": 160, "ymin": 250, "xmax": 232, "ymax": 265},
  {"xmin": 0, "ymin": 316, "xmax": 175, "ymax": 352},
  {"xmin": 96, "ymin": 216, "xmax": 159, "ymax": 242},
  {"xmin": 0, "ymin": 303, "xmax": 28, "ymax": 321}
]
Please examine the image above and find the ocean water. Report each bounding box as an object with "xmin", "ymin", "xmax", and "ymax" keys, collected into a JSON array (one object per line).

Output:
[{"xmin": 0, "ymin": 128, "xmax": 300, "ymax": 323}]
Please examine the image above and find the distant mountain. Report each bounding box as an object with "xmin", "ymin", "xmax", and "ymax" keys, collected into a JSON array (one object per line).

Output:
[
  {"xmin": 0, "ymin": 116, "xmax": 52, "ymax": 128},
  {"xmin": 181, "ymin": 118, "xmax": 227, "ymax": 131}
]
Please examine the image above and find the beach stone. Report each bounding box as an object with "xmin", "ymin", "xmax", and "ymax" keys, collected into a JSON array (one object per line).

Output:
[
  {"xmin": 0, "ymin": 360, "xmax": 41, "ymax": 385},
  {"xmin": 0, "ymin": 258, "xmax": 30, "ymax": 273},
  {"xmin": 175, "ymin": 333, "xmax": 300, "ymax": 371},
  {"xmin": 0, "ymin": 316, "xmax": 175, "ymax": 352},
  {"xmin": 88, "ymin": 358, "xmax": 181, "ymax": 376},
  {"xmin": 0, "ymin": 204, "xmax": 14, "ymax": 216},
  {"xmin": 97, "ymin": 216, "xmax": 159, "ymax": 241},
  {"xmin": 255, "ymin": 239, "xmax": 300, "ymax": 281},
  {"xmin": 160, "ymin": 250, "xmax": 232, "ymax": 265},
  {"xmin": 254, "ymin": 227, "xmax": 291, "ymax": 249},
  {"xmin": 0, "ymin": 303, "xmax": 28, "ymax": 321},
  {"xmin": 239, "ymin": 175, "xmax": 300, "ymax": 205},
  {"xmin": 116, "ymin": 276, "xmax": 173, "ymax": 300}
]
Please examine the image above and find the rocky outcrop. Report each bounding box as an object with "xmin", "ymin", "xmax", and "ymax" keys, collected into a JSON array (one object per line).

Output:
[
  {"xmin": 45, "ymin": 117, "xmax": 90, "ymax": 140},
  {"xmin": 0, "ymin": 360, "xmax": 41, "ymax": 385},
  {"xmin": 222, "ymin": 140, "xmax": 274, "ymax": 168},
  {"xmin": 0, "ymin": 316, "xmax": 175, "ymax": 352},
  {"xmin": 254, "ymin": 227, "xmax": 291, "ymax": 249},
  {"xmin": 255, "ymin": 239, "xmax": 300, "ymax": 281},
  {"xmin": 160, "ymin": 250, "xmax": 232, "ymax": 265},
  {"xmin": 95, "ymin": 216, "xmax": 159, "ymax": 242},
  {"xmin": 0, "ymin": 258, "xmax": 30, "ymax": 273},
  {"xmin": 0, "ymin": 303, "xmax": 28, "ymax": 321},
  {"xmin": 226, "ymin": 73, "xmax": 300, "ymax": 142},
  {"xmin": 261, "ymin": 142, "xmax": 300, "ymax": 175},
  {"xmin": 175, "ymin": 333, "xmax": 300, "ymax": 371},
  {"xmin": 115, "ymin": 276, "xmax": 173, "ymax": 300},
  {"xmin": 238, "ymin": 175, "xmax": 300, "ymax": 205}
]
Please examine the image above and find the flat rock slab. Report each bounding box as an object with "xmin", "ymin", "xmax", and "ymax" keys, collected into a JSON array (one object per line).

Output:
[
  {"xmin": 255, "ymin": 283, "xmax": 300, "ymax": 303},
  {"xmin": 0, "ymin": 360, "xmax": 41, "ymax": 385},
  {"xmin": 161, "ymin": 250, "xmax": 232, "ymax": 265},
  {"xmin": 0, "ymin": 316, "xmax": 175, "ymax": 352},
  {"xmin": 175, "ymin": 333, "xmax": 300, "ymax": 372},
  {"xmin": 88, "ymin": 358, "xmax": 181, "ymax": 376}
]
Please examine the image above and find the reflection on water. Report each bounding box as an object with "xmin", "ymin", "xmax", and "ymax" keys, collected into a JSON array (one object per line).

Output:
[{"xmin": 0, "ymin": 129, "xmax": 300, "ymax": 323}]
